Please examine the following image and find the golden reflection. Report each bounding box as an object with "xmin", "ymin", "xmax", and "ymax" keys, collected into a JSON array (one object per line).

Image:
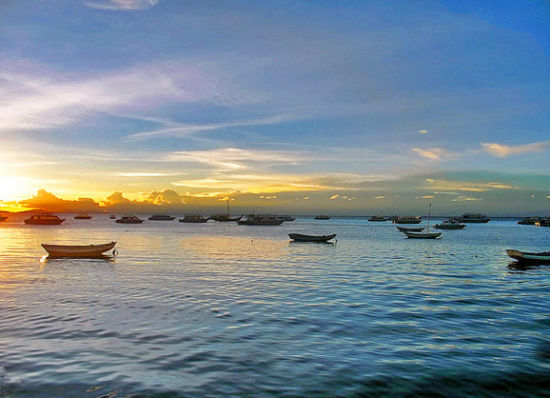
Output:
[{"xmin": 180, "ymin": 236, "xmax": 287, "ymax": 259}]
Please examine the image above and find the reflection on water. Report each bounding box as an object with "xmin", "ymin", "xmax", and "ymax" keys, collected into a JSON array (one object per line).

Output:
[
  {"xmin": 0, "ymin": 217, "xmax": 550, "ymax": 396},
  {"xmin": 181, "ymin": 236, "xmax": 288, "ymax": 259}
]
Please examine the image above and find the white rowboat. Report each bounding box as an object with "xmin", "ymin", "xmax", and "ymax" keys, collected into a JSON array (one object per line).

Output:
[{"xmin": 41, "ymin": 241, "xmax": 117, "ymax": 257}]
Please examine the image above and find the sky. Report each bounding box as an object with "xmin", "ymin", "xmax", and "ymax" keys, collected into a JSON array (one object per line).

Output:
[{"xmin": 1, "ymin": 0, "xmax": 550, "ymax": 215}]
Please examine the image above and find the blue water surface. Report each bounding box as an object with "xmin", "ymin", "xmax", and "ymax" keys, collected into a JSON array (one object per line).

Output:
[{"xmin": 1, "ymin": 216, "xmax": 549, "ymax": 397}]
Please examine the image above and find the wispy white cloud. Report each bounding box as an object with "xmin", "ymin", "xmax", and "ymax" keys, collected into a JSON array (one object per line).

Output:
[
  {"xmin": 481, "ymin": 141, "xmax": 550, "ymax": 157},
  {"xmin": 412, "ymin": 147, "xmax": 455, "ymax": 161},
  {"xmin": 126, "ymin": 114, "xmax": 295, "ymax": 140},
  {"xmin": 83, "ymin": 0, "xmax": 159, "ymax": 11},
  {"xmin": 0, "ymin": 60, "xmax": 249, "ymax": 131},
  {"xmin": 451, "ymin": 195, "xmax": 483, "ymax": 202}
]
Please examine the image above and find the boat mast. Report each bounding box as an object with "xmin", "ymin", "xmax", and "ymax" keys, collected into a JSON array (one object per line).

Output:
[{"xmin": 427, "ymin": 203, "xmax": 432, "ymax": 232}]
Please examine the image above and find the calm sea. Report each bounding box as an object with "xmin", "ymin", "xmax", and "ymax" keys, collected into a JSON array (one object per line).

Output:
[{"xmin": 1, "ymin": 215, "xmax": 549, "ymax": 397}]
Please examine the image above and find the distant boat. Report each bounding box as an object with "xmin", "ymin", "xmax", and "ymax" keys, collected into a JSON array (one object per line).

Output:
[
  {"xmin": 368, "ymin": 215, "xmax": 387, "ymax": 222},
  {"xmin": 536, "ymin": 218, "xmax": 550, "ymax": 227},
  {"xmin": 404, "ymin": 231, "xmax": 441, "ymax": 239},
  {"xmin": 434, "ymin": 219, "xmax": 465, "ymax": 230},
  {"xmin": 148, "ymin": 215, "xmax": 175, "ymax": 221},
  {"xmin": 396, "ymin": 225, "xmax": 424, "ymax": 232},
  {"xmin": 74, "ymin": 213, "xmax": 92, "ymax": 220},
  {"xmin": 457, "ymin": 213, "xmax": 490, "ymax": 223},
  {"xmin": 289, "ymin": 233, "xmax": 336, "ymax": 242},
  {"xmin": 238, "ymin": 214, "xmax": 284, "ymax": 225},
  {"xmin": 109, "ymin": 215, "xmax": 116, "ymax": 219},
  {"xmin": 507, "ymin": 249, "xmax": 550, "ymax": 264},
  {"xmin": 41, "ymin": 241, "xmax": 116, "ymax": 258},
  {"xmin": 179, "ymin": 215, "xmax": 208, "ymax": 223},
  {"xmin": 115, "ymin": 216, "xmax": 143, "ymax": 224},
  {"xmin": 518, "ymin": 217, "xmax": 541, "ymax": 225},
  {"xmin": 393, "ymin": 216, "xmax": 422, "ymax": 224},
  {"xmin": 24, "ymin": 214, "xmax": 65, "ymax": 225},
  {"xmin": 314, "ymin": 215, "xmax": 330, "ymax": 220},
  {"xmin": 0, "ymin": 215, "xmax": 7, "ymax": 222},
  {"xmin": 403, "ymin": 204, "xmax": 441, "ymax": 239},
  {"xmin": 276, "ymin": 215, "xmax": 296, "ymax": 222},
  {"xmin": 210, "ymin": 215, "xmax": 242, "ymax": 222}
]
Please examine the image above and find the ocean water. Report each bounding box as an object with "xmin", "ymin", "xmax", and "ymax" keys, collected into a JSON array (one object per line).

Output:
[{"xmin": 1, "ymin": 215, "xmax": 550, "ymax": 397}]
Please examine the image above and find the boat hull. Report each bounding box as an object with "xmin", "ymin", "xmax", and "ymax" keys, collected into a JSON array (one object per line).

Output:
[
  {"xmin": 404, "ymin": 231, "xmax": 441, "ymax": 239},
  {"xmin": 434, "ymin": 224, "xmax": 465, "ymax": 230},
  {"xmin": 74, "ymin": 216, "xmax": 92, "ymax": 220},
  {"xmin": 25, "ymin": 219, "xmax": 64, "ymax": 225},
  {"xmin": 115, "ymin": 220, "xmax": 143, "ymax": 224},
  {"xmin": 396, "ymin": 226, "xmax": 424, "ymax": 232},
  {"xmin": 179, "ymin": 219, "xmax": 208, "ymax": 223},
  {"xmin": 42, "ymin": 242, "xmax": 116, "ymax": 257},
  {"xmin": 237, "ymin": 220, "xmax": 283, "ymax": 225},
  {"xmin": 507, "ymin": 249, "xmax": 550, "ymax": 264},
  {"xmin": 289, "ymin": 233, "xmax": 336, "ymax": 242}
]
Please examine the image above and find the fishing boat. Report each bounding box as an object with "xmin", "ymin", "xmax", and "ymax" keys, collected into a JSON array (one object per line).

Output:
[
  {"xmin": 210, "ymin": 214, "xmax": 242, "ymax": 222},
  {"xmin": 179, "ymin": 215, "xmax": 208, "ymax": 223},
  {"xmin": 393, "ymin": 216, "xmax": 422, "ymax": 224},
  {"xmin": 434, "ymin": 219, "xmax": 465, "ymax": 230},
  {"xmin": 0, "ymin": 215, "xmax": 7, "ymax": 222},
  {"xmin": 109, "ymin": 215, "xmax": 116, "ymax": 219},
  {"xmin": 289, "ymin": 233, "xmax": 336, "ymax": 242},
  {"xmin": 41, "ymin": 241, "xmax": 116, "ymax": 257},
  {"xmin": 148, "ymin": 214, "xmax": 175, "ymax": 221},
  {"xmin": 403, "ymin": 204, "xmax": 441, "ymax": 239},
  {"xmin": 518, "ymin": 217, "xmax": 541, "ymax": 225},
  {"xmin": 457, "ymin": 213, "xmax": 490, "ymax": 223},
  {"xmin": 115, "ymin": 216, "xmax": 143, "ymax": 224},
  {"xmin": 24, "ymin": 214, "xmax": 65, "ymax": 225},
  {"xmin": 396, "ymin": 225, "xmax": 424, "ymax": 232},
  {"xmin": 74, "ymin": 213, "xmax": 92, "ymax": 220},
  {"xmin": 237, "ymin": 214, "xmax": 284, "ymax": 225},
  {"xmin": 368, "ymin": 215, "xmax": 387, "ymax": 222},
  {"xmin": 276, "ymin": 215, "xmax": 296, "ymax": 222},
  {"xmin": 506, "ymin": 249, "xmax": 550, "ymax": 264},
  {"xmin": 314, "ymin": 215, "xmax": 330, "ymax": 220}
]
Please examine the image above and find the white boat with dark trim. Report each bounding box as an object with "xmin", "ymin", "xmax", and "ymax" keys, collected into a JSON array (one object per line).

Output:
[
  {"xmin": 434, "ymin": 219, "xmax": 465, "ymax": 230},
  {"xmin": 41, "ymin": 241, "xmax": 117, "ymax": 257},
  {"xmin": 507, "ymin": 249, "xmax": 550, "ymax": 264}
]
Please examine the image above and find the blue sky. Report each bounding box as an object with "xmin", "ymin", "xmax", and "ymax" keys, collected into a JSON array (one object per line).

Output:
[{"xmin": 1, "ymin": 0, "xmax": 549, "ymax": 214}]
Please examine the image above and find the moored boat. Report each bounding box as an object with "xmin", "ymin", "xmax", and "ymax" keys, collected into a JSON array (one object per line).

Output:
[
  {"xmin": 289, "ymin": 233, "xmax": 336, "ymax": 242},
  {"xmin": 506, "ymin": 249, "xmax": 550, "ymax": 264},
  {"xmin": 115, "ymin": 216, "xmax": 143, "ymax": 224},
  {"xmin": 74, "ymin": 213, "xmax": 92, "ymax": 220},
  {"xmin": 179, "ymin": 215, "xmax": 208, "ymax": 223},
  {"xmin": 434, "ymin": 219, "xmax": 465, "ymax": 230},
  {"xmin": 396, "ymin": 225, "xmax": 424, "ymax": 232},
  {"xmin": 210, "ymin": 214, "xmax": 242, "ymax": 222},
  {"xmin": 368, "ymin": 215, "xmax": 387, "ymax": 222},
  {"xmin": 314, "ymin": 215, "xmax": 330, "ymax": 220},
  {"xmin": 237, "ymin": 214, "xmax": 284, "ymax": 225},
  {"xmin": 41, "ymin": 241, "xmax": 117, "ymax": 257},
  {"xmin": 402, "ymin": 203, "xmax": 441, "ymax": 239},
  {"xmin": 518, "ymin": 217, "xmax": 541, "ymax": 225},
  {"xmin": 148, "ymin": 214, "xmax": 175, "ymax": 221},
  {"xmin": 276, "ymin": 215, "xmax": 296, "ymax": 222},
  {"xmin": 393, "ymin": 216, "xmax": 422, "ymax": 224},
  {"xmin": 0, "ymin": 215, "xmax": 7, "ymax": 222},
  {"xmin": 457, "ymin": 213, "xmax": 490, "ymax": 223},
  {"xmin": 109, "ymin": 215, "xmax": 116, "ymax": 219},
  {"xmin": 536, "ymin": 218, "xmax": 550, "ymax": 227},
  {"xmin": 24, "ymin": 214, "xmax": 65, "ymax": 225},
  {"xmin": 404, "ymin": 231, "xmax": 441, "ymax": 239}
]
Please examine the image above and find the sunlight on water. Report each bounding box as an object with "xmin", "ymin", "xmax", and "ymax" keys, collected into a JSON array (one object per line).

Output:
[{"xmin": 1, "ymin": 217, "xmax": 550, "ymax": 396}]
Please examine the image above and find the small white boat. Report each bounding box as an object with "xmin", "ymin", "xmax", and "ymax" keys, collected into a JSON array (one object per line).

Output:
[
  {"xmin": 41, "ymin": 241, "xmax": 117, "ymax": 257},
  {"xmin": 403, "ymin": 203, "xmax": 441, "ymax": 239},
  {"xmin": 404, "ymin": 231, "xmax": 441, "ymax": 239},
  {"xmin": 289, "ymin": 233, "xmax": 336, "ymax": 242},
  {"xmin": 507, "ymin": 249, "xmax": 550, "ymax": 264}
]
